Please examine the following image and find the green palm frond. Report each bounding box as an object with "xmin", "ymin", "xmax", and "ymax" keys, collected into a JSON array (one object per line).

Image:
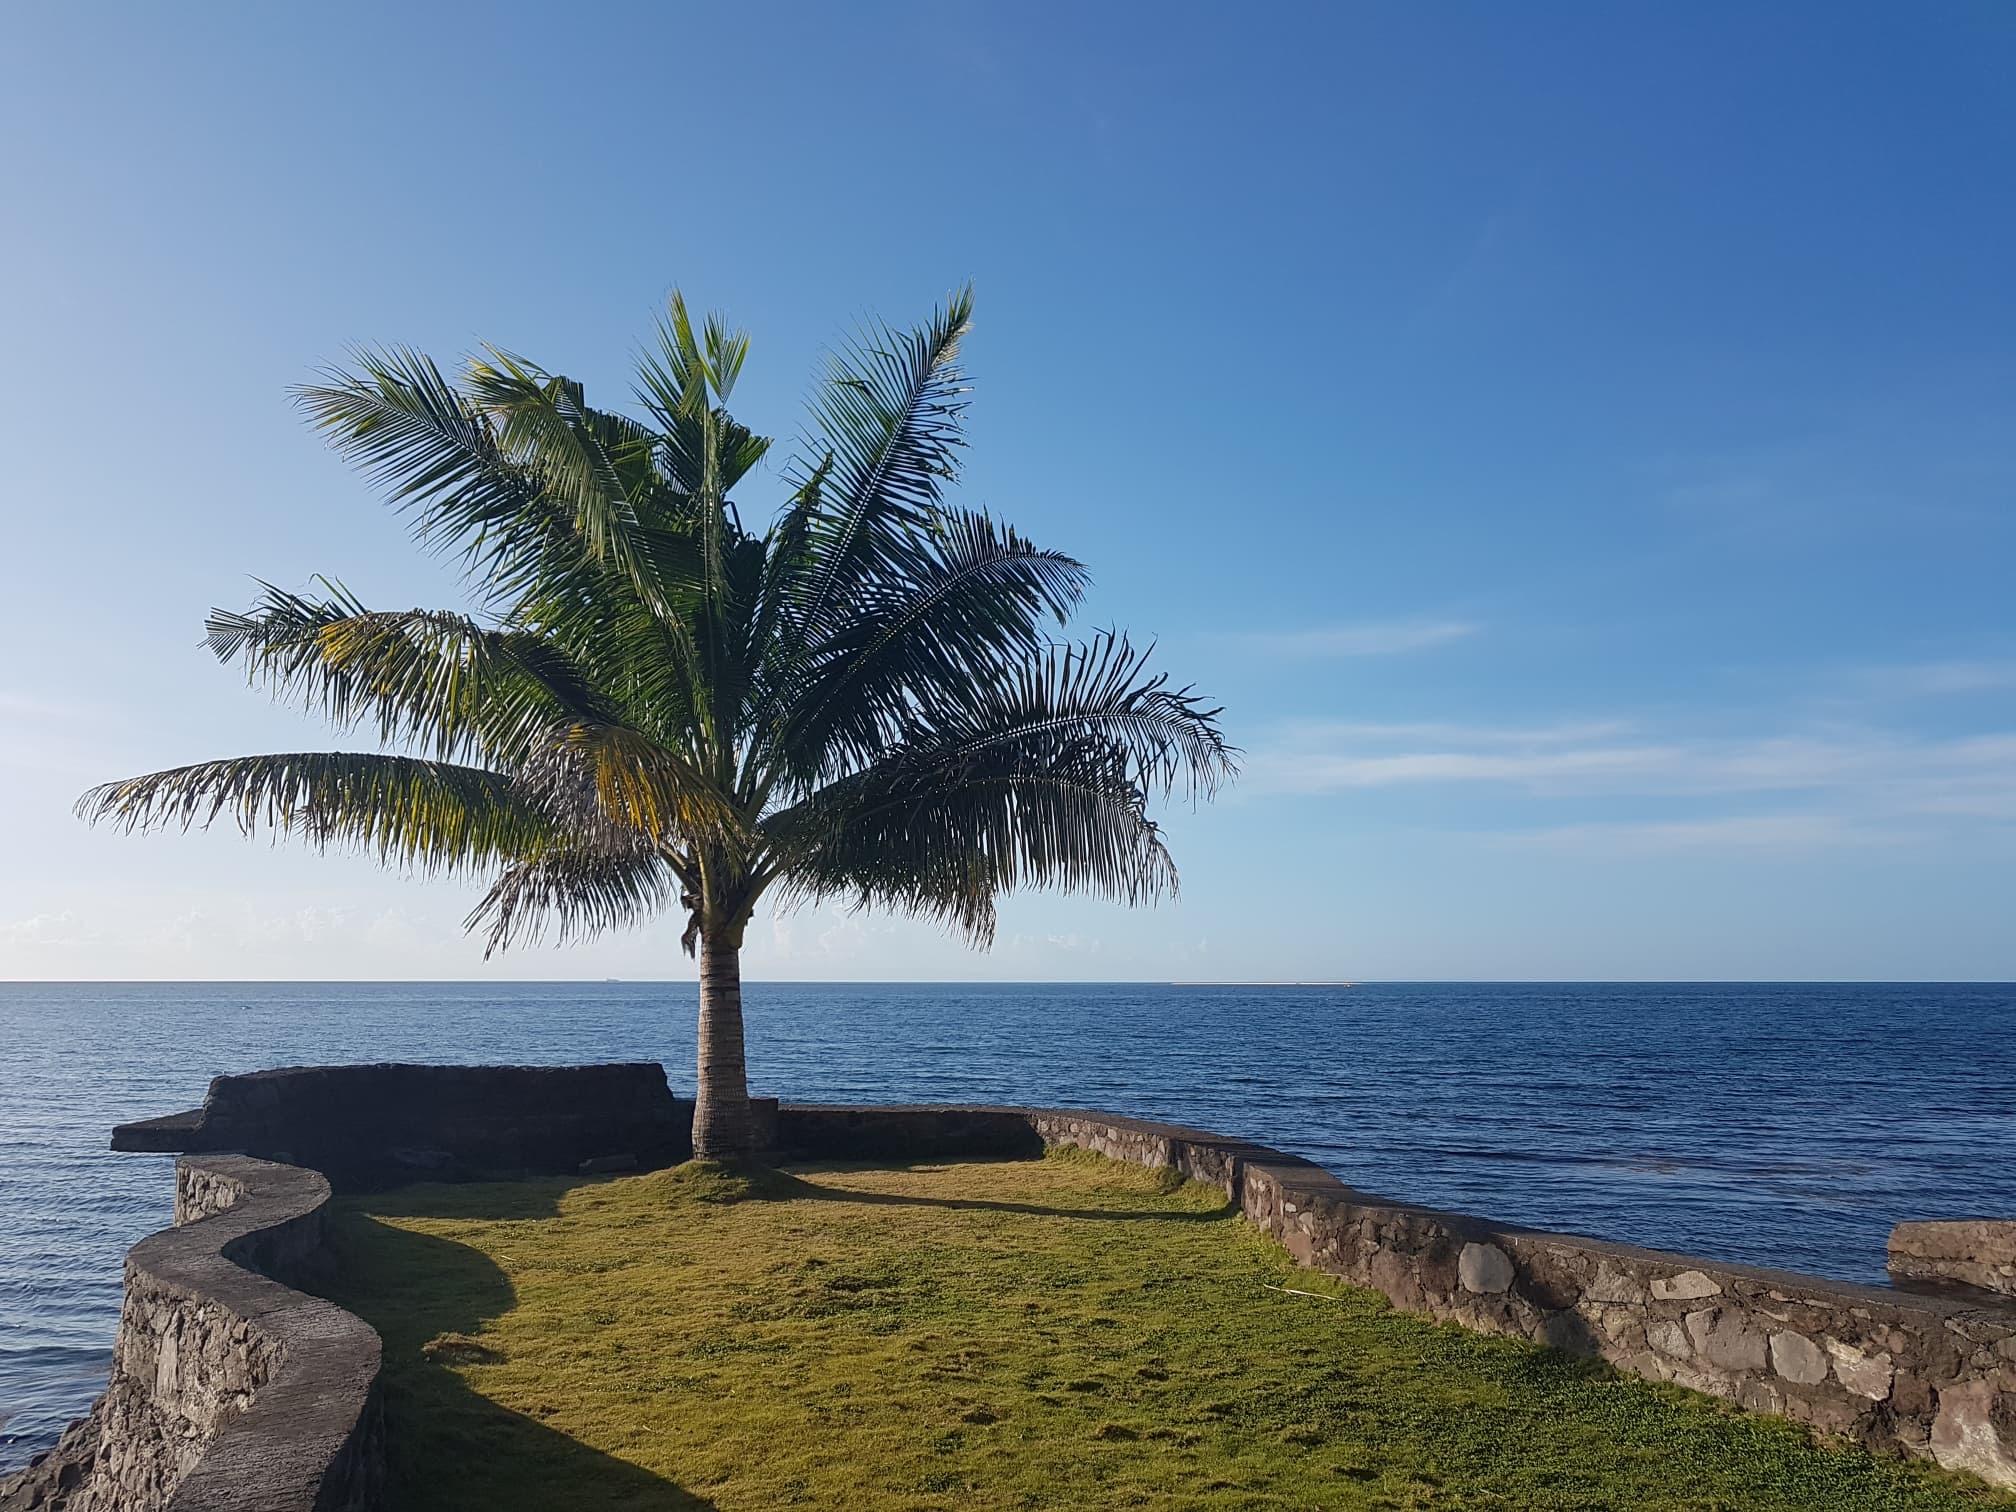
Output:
[
  {"xmin": 761, "ymin": 628, "xmax": 1230, "ymax": 941},
  {"xmin": 521, "ymin": 721, "xmax": 735, "ymax": 845},
  {"xmin": 789, "ymin": 285, "xmax": 974, "ymax": 639},
  {"xmin": 296, "ymin": 350, "xmax": 691, "ymax": 622},
  {"xmin": 294, "ymin": 349, "xmax": 549, "ymax": 593},
  {"xmin": 77, "ymin": 753, "xmax": 548, "ymax": 873},
  {"xmin": 765, "ymin": 510, "xmax": 1089, "ymax": 784},
  {"xmin": 466, "ymin": 841, "xmax": 685, "ymax": 957},
  {"xmin": 205, "ymin": 582, "xmax": 611, "ymax": 766},
  {"xmin": 464, "ymin": 351, "xmax": 657, "ymax": 555},
  {"xmin": 767, "ymin": 737, "xmax": 1176, "ymax": 946},
  {"xmin": 915, "ymin": 631, "xmax": 1236, "ymax": 802},
  {"xmin": 636, "ymin": 294, "xmax": 771, "ymax": 496}
]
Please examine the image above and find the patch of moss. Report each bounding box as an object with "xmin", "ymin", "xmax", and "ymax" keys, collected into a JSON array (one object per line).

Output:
[
  {"xmin": 320, "ymin": 1150, "xmax": 2012, "ymax": 1511},
  {"xmin": 420, "ymin": 1332, "xmax": 505, "ymax": 1366},
  {"xmin": 634, "ymin": 1158, "xmax": 815, "ymax": 1206}
]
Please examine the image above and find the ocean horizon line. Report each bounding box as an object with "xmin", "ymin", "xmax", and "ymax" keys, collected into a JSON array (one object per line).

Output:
[{"xmin": 4, "ymin": 977, "xmax": 2013, "ymax": 989}]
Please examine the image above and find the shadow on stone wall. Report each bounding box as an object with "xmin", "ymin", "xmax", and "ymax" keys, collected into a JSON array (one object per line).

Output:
[{"xmin": 320, "ymin": 1208, "xmax": 712, "ymax": 1510}]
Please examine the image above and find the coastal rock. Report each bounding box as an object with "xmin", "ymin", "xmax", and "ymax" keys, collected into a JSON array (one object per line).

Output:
[
  {"xmin": 1931, "ymin": 1379, "xmax": 2016, "ymax": 1483},
  {"xmin": 1585, "ymin": 1262, "xmax": 1646, "ymax": 1305},
  {"xmin": 1458, "ymin": 1242, "xmax": 1514, "ymax": 1295},
  {"xmin": 1651, "ymin": 1270, "xmax": 1722, "ymax": 1302},
  {"xmin": 1648, "ymin": 1319, "xmax": 1693, "ymax": 1359},
  {"xmin": 1825, "ymin": 1339, "xmax": 1894, "ymax": 1401},
  {"xmin": 1686, "ymin": 1308, "xmax": 1768, "ymax": 1373},
  {"xmin": 0, "ymin": 1407, "xmax": 100, "ymax": 1512},
  {"xmin": 1770, "ymin": 1331, "xmax": 1828, "ymax": 1386}
]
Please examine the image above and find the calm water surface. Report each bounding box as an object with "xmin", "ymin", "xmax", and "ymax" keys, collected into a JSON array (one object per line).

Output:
[{"xmin": 3, "ymin": 980, "xmax": 2012, "ymax": 1471}]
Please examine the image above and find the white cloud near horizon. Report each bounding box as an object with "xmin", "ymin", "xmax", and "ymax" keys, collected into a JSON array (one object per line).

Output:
[
  {"xmin": 1225, "ymin": 619, "xmax": 1479, "ymax": 657},
  {"xmin": 0, "ymin": 910, "xmax": 103, "ymax": 948}
]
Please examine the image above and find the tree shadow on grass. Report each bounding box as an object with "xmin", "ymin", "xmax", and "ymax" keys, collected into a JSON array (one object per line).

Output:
[
  {"xmin": 354, "ymin": 1158, "xmax": 1237, "ymax": 1227},
  {"xmin": 319, "ymin": 1211, "xmax": 715, "ymax": 1512},
  {"xmin": 768, "ymin": 1162, "xmax": 1241, "ymax": 1223},
  {"xmin": 355, "ymin": 1176, "xmax": 584, "ymax": 1222}
]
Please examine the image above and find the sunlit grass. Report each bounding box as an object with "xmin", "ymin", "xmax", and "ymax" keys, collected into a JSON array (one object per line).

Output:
[{"xmin": 321, "ymin": 1149, "xmax": 2009, "ymax": 1511}]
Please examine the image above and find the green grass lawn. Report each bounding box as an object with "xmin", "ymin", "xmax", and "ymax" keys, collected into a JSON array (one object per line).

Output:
[{"xmin": 320, "ymin": 1150, "xmax": 2010, "ymax": 1511}]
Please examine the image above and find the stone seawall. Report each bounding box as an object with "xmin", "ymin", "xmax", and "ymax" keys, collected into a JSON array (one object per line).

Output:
[
  {"xmin": 11, "ymin": 1070, "xmax": 2011, "ymax": 1503},
  {"xmin": 780, "ymin": 1104, "xmax": 2016, "ymax": 1488},
  {"xmin": 1892, "ymin": 1221, "xmax": 2016, "ymax": 1300},
  {"xmin": 1, "ymin": 1156, "xmax": 382, "ymax": 1512}
]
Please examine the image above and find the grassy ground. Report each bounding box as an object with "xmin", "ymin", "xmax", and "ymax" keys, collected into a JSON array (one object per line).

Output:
[{"xmin": 321, "ymin": 1150, "xmax": 2010, "ymax": 1511}]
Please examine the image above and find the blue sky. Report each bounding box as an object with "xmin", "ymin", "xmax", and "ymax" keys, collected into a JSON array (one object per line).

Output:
[{"xmin": 2, "ymin": 3, "xmax": 2011, "ymax": 981}]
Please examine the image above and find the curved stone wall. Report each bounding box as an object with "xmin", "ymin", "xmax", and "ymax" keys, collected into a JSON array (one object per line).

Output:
[
  {"xmin": 779, "ymin": 1103, "xmax": 2016, "ymax": 1488},
  {"xmin": 10, "ymin": 1071, "xmax": 2013, "ymax": 1504},
  {"xmin": 2, "ymin": 1156, "xmax": 383, "ymax": 1512}
]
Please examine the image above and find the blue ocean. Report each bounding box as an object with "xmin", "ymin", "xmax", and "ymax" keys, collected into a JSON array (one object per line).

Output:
[{"xmin": 3, "ymin": 979, "xmax": 2012, "ymax": 1473}]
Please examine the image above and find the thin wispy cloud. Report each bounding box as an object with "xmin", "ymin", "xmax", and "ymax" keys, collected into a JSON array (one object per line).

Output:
[
  {"xmin": 1649, "ymin": 418, "xmax": 2009, "ymax": 546},
  {"xmin": 1228, "ymin": 620, "xmax": 1479, "ymax": 658},
  {"xmin": 0, "ymin": 690, "xmax": 113, "ymax": 723},
  {"xmin": 1491, "ymin": 815, "xmax": 1895, "ymax": 856},
  {"xmin": 1271, "ymin": 718, "xmax": 1635, "ymax": 749},
  {"xmin": 0, "ymin": 910, "xmax": 102, "ymax": 948},
  {"xmin": 1856, "ymin": 659, "xmax": 2016, "ymax": 698},
  {"xmin": 1241, "ymin": 717, "xmax": 2016, "ymax": 830},
  {"xmin": 0, "ymin": 691, "xmax": 125, "ymax": 776}
]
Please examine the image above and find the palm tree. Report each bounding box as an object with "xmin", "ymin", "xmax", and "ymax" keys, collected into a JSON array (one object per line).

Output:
[{"xmin": 79, "ymin": 288, "xmax": 1233, "ymax": 1160}]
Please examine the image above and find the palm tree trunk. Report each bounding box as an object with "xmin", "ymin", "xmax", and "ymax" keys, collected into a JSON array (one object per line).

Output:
[{"xmin": 691, "ymin": 927, "xmax": 755, "ymax": 1161}]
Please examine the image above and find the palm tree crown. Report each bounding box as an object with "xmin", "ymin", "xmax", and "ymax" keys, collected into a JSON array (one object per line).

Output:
[{"xmin": 80, "ymin": 288, "xmax": 1234, "ymax": 1157}]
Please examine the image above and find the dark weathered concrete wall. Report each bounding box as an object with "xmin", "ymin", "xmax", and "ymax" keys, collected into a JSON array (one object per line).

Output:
[{"xmin": 114, "ymin": 1063, "xmax": 694, "ymax": 1188}]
